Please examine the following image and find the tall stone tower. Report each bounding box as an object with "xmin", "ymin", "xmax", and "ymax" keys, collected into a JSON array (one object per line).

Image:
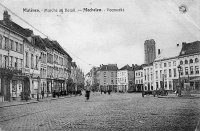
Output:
[{"xmin": 144, "ymin": 39, "xmax": 156, "ymax": 64}]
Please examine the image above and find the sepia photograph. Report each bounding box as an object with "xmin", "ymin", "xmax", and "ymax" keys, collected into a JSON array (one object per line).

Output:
[{"xmin": 0, "ymin": 0, "xmax": 200, "ymax": 130}]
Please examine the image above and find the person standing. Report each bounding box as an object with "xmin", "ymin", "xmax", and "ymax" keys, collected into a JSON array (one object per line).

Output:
[
  {"xmin": 41, "ymin": 90, "xmax": 44, "ymax": 99},
  {"xmin": 85, "ymin": 90, "xmax": 90, "ymax": 101}
]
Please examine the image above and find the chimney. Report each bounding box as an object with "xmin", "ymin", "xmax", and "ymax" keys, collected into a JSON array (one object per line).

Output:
[
  {"xmin": 158, "ymin": 49, "xmax": 161, "ymax": 55},
  {"xmin": 3, "ymin": 10, "xmax": 11, "ymax": 21},
  {"xmin": 132, "ymin": 64, "xmax": 135, "ymax": 70},
  {"xmin": 177, "ymin": 44, "xmax": 179, "ymax": 47}
]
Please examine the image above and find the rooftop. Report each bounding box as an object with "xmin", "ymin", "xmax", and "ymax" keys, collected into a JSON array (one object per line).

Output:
[
  {"xmin": 99, "ymin": 64, "xmax": 118, "ymax": 71},
  {"xmin": 179, "ymin": 41, "xmax": 200, "ymax": 56},
  {"xmin": 119, "ymin": 64, "xmax": 133, "ymax": 71},
  {"xmin": 155, "ymin": 44, "xmax": 182, "ymax": 61}
]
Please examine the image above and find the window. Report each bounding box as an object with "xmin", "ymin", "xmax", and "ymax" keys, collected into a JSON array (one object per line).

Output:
[
  {"xmin": 185, "ymin": 60, "xmax": 188, "ymax": 64},
  {"xmin": 36, "ymin": 56, "xmax": 38, "ymax": 69},
  {"xmin": 168, "ymin": 62, "xmax": 171, "ymax": 67},
  {"xmin": 185, "ymin": 67, "xmax": 188, "ymax": 75},
  {"xmin": 169, "ymin": 69, "xmax": 172, "ymax": 77},
  {"xmin": 160, "ymin": 70, "xmax": 162, "ymax": 79},
  {"xmin": 141, "ymin": 79, "xmax": 143, "ymax": 84},
  {"xmin": 147, "ymin": 75, "xmax": 149, "ymax": 81},
  {"xmin": 111, "ymin": 79, "xmax": 114, "ymax": 84},
  {"xmin": 164, "ymin": 70, "xmax": 167, "ymax": 78},
  {"xmin": 20, "ymin": 59, "xmax": 23, "ymax": 70},
  {"xmin": 165, "ymin": 81, "xmax": 167, "ymax": 89},
  {"xmin": 4, "ymin": 55, "xmax": 8, "ymax": 68},
  {"xmin": 54, "ymin": 54, "xmax": 58, "ymax": 64},
  {"xmin": 180, "ymin": 60, "xmax": 183, "ymax": 65},
  {"xmin": 19, "ymin": 44, "xmax": 23, "ymax": 53},
  {"xmin": 180, "ymin": 68, "xmax": 183, "ymax": 75},
  {"xmin": 141, "ymin": 72, "xmax": 143, "ymax": 77},
  {"xmin": 144, "ymin": 69, "xmax": 146, "ymax": 75},
  {"xmin": 14, "ymin": 57, "xmax": 18, "ymax": 69},
  {"xmin": 190, "ymin": 59, "xmax": 193, "ymax": 64},
  {"xmin": 10, "ymin": 40, "xmax": 13, "ymax": 50},
  {"xmin": 0, "ymin": 35, "xmax": 2, "ymax": 49},
  {"xmin": 145, "ymin": 75, "xmax": 146, "ymax": 81},
  {"xmin": 31, "ymin": 54, "xmax": 34, "ymax": 69},
  {"xmin": 9, "ymin": 56, "xmax": 13, "ymax": 67},
  {"xmin": 25, "ymin": 52, "xmax": 29, "ymax": 67},
  {"xmin": 190, "ymin": 66, "xmax": 193, "ymax": 74},
  {"xmin": 15, "ymin": 42, "xmax": 18, "ymax": 52},
  {"xmin": 160, "ymin": 63, "xmax": 162, "ymax": 68},
  {"xmin": 169, "ymin": 81, "xmax": 172, "ymax": 90},
  {"xmin": 156, "ymin": 71, "xmax": 158, "ymax": 79},
  {"xmin": 195, "ymin": 58, "xmax": 199, "ymax": 63},
  {"xmin": 173, "ymin": 61, "xmax": 176, "ymax": 66},
  {"xmin": 4, "ymin": 37, "xmax": 8, "ymax": 49},
  {"xmin": 195, "ymin": 66, "xmax": 199, "ymax": 74},
  {"xmin": 164, "ymin": 63, "xmax": 167, "ymax": 67},
  {"xmin": 151, "ymin": 74, "xmax": 153, "ymax": 80}
]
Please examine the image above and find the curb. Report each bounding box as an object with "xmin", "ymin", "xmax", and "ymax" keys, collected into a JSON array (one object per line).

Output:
[{"xmin": 0, "ymin": 95, "xmax": 77, "ymax": 108}]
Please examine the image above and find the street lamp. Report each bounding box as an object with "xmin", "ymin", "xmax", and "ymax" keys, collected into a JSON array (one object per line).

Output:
[
  {"xmin": 37, "ymin": 76, "xmax": 40, "ymax": 101},
  {"xmin": 177, "ymin": 65, "xmax": 182, "ymax": 97}
]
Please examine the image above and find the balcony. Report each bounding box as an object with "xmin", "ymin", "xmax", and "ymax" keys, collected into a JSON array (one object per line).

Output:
[{"xmin": 0, "ymin": 66, "xmax": 22, "ymax": 76}]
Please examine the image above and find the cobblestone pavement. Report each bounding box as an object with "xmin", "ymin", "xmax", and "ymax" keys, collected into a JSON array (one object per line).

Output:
[{"xmin": 0, "ymin": 92, "xmax": 200, "ymax": 131}]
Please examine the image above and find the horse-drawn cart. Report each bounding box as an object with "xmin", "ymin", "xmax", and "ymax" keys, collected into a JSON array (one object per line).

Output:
[{"xmin": 142, "ymin": 89, "xmax": 168, "ymax": 97}]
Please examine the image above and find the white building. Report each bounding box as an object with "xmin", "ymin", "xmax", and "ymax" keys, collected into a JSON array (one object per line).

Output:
[
  {"xmin": 0, "ymin": 11, "xmax": 33, "ymax": 101},
  {"xmin": 135, "ymin": 67, "xmax": 143, "ymax": 92},
  {"xmin": 143, "ymin": 63, "xmax": 154, "ymax": 91},
  {"xmin": 178, "ymin": 42, "xmax": 200, "ymax": 90},
  {"xmin": 153, "ymin": 44, "xmax": 182, "ymax": 91},
  {"xmin": 117, "ymin": 65, "xmax": 134, "ymax": 92}
]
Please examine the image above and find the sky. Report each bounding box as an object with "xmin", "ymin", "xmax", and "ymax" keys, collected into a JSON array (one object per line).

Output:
[{"xmin": 0, "ymin": 0, "xmax": 200, "ymax": 73}]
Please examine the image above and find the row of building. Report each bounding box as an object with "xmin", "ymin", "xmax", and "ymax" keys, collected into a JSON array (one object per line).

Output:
[
  {"xmin": 0, "ymin": 11, "xmax": 84, "ymax": 101},
  {"xmin": 86, "ymin": 39, "xmax": 200, "ymax": 92}
]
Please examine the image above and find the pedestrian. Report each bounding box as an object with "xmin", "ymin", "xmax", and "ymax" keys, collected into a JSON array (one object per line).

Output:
[
  {"xmin": 41, "ymin": 90, "xmax": 44, "ymax": 99},
  {"xmin": 176, "ymin": 89, "xmax": 179, "ymax": 96},
  {"xmin": 85, "ymin": 90, "xmax": 90, "ymax": 101}
]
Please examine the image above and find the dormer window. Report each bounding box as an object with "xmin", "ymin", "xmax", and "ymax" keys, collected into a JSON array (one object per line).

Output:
[
  {"xmin": 181, "ymin": 50, "xmax": 185, "ymax": 55},
  {"xmin": 185, "ymin": 60, "xmax": 188, "ymax": 64},
  {"xmin": 195, "ymin": 58, "xmax": 199, "ymax": 63},
  {"xmin": 180, "ymin": 60, "xmax": 183, "ymax": 65},
  {"xmin": 190, "ymin": 59, "xmax": 193, "ymax": 63}
]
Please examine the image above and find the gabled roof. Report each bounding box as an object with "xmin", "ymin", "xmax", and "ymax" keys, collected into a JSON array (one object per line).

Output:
[
  {"xmin": 0, "ymin": 20, "xmax": 33, "ymax": 37},
  {"xmin": 155, "ymin": 45, "xmax": 182, "ymax": 61},
  {"xmin": 119, "ymin": 64, "xmax": 133, "ymax": 71},
  {"xmin": 179, "ymin": 41, "xmax": 200, "ymax": 56},
  {"xmin": 42, "ymin": 38, "xmax": 53, "ymax": 49},
  {"xmin": 99, "ymin": 64, "xmax": 118, "ymax": 71},
  {"xmin": 32, "ymin": 35, "xmax": 46, "ymax": 51},
  {"xmin": 51, "ymin": 41, "xmax": 72, "ymax": 61},
  {"xmin": 134, "ymin": 64, "xmax": 143, "ymax": 71}
]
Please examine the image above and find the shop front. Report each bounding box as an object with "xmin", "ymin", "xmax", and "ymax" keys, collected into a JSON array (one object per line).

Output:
[{"xmin": 0, "ymin": 67, "xmax": 25, "ymax": 101}]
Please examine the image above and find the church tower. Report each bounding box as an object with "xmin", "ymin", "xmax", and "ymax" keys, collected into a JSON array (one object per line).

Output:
[{"xmin": 144, "ymin": 39, "xmax": 156, "ymax": 64}]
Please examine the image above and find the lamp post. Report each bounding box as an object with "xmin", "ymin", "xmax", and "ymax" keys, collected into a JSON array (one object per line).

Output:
[
  {"xmin": 177, "ymin": 65, "xmax": 182, "ymax": 97},
  {"xmin": 37, "ymin": 76, "xmax": 40, "ymax": 101}
]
